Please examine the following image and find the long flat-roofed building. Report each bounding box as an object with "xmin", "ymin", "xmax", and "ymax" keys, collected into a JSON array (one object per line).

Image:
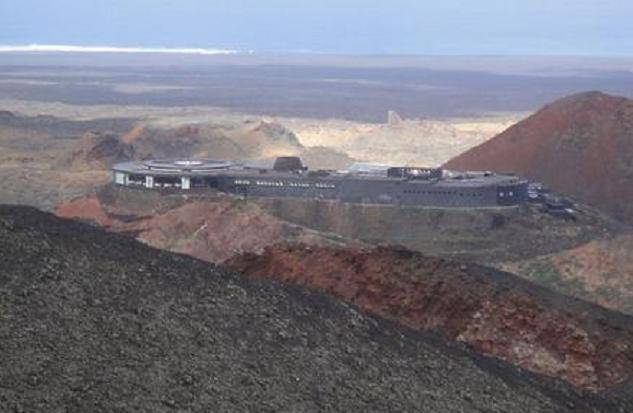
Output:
[{"xmin": 112, "ymin": 157, "xmax": 529, "ymax": 208}]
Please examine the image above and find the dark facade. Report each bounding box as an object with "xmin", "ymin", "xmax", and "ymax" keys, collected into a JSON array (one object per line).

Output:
[{"xmin": 112, "ymin": 158, "xmax": 529, "ymax": 208}]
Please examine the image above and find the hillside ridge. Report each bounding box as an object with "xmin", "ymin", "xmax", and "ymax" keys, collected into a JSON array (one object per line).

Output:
[
  {"xmin": 4, "ymin": 205, "xmax": 625, "ymax": 411},
  {"xmin": 445, "ymin": 91, "xmax": 633, "ymax": 223}
]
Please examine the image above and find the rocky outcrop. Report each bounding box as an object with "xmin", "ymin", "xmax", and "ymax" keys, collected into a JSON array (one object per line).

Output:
[
  {"xmin": 128, "ymin": 124, "xmax": 207, "ymax": 160},
  {"xmin": 55, "ymin": 187, "xmax": 359, "ymax": 263},
  {"xmin": 226, "ymin": 244, "xmax": 633, "ymax": 392},
  {"xmin": 69, "ymin": 131, "xmax": 135, "ymax": 169},
  {"xmin": 251, "ymin": 121, "xmax": 302, "ymax": 146},
  {"xmin": 387, "ymin": 110, "xmax": 404, "ymax": 126},
  {"xmin": 445, "ymin": 91, "xmax": 633, "ymax": 223}
]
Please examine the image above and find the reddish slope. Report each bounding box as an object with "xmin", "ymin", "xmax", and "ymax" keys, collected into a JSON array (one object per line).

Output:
[
  {"xmin": 445, "ymin": 92, "xmax": 633, "ymax": 222},
  {"xmin": 55, "ymin": 189, "xmax": 360, "ymax": 263},
  {"xmin": 226, "ymin": 244, "xmax": 633, "ymax": 391}
]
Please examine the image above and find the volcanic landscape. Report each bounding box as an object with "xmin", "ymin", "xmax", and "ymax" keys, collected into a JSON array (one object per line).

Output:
[{"xmin": 2, "ymin": 55, "xmax": 633, "ymax": 411}]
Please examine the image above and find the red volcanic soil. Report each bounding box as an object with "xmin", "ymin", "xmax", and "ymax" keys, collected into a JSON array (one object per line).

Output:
[
  {"xmin": 55, "ymin": 196, "xmax": 114, "ymax": 227},
  {"xmin": 55, "ymin": 192, "xmax": 358, "ymax": 263},
  {"xmin": 226, "ymin": 244, "xmax": 633, "ymax": 391},
  {"xmin": 445, "ymin": 91, "xmax": 633, "ymax": 223},
  {"xmin": 55, "ymin": 196, "xmax": 289, "ymax": 262}
]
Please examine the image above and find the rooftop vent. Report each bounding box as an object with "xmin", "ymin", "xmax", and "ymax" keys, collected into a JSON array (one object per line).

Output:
[{"xmin": 273, "ymin": 156, "xmax": 305, "ymax": 172}]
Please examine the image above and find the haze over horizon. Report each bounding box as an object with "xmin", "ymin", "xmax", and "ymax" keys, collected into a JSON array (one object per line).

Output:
[{"xmin": 2, "ymin": 0, "xmax": 633, "ymax": 56}]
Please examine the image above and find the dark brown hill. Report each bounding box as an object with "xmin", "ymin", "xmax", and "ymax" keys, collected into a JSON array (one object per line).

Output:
[
  {"xmin": 75, "ymin": 121, "xmax": 353, "ymax": 170},
  {"xmin": 4, "ymin": 205, "xmax": 626, "ymax": 412},
  {"xmin": 69, "ymin": 131, "xmax": 135, "ymax": 169},
  {"xmin": 0, "ymin": 110, "xmax": 15, "ymax": 119},
  {"xmin": 444, "ymin": 92, "xmax": 633, "ymax": 223}
]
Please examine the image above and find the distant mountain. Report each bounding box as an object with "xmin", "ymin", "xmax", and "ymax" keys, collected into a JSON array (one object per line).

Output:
[
  {"xmin": 0, "ymin": 110, "xmax": 136, "ymax": 138},
  {"xmin": 445, "ymin": 92, "xmax": 633, "ymax": 223},
  {"xmin": 2, "ymin": 205, "xmax": 620, "ymax": 412},
  {"xmin": 74, "ymin": 120, "xmax": 352, "ymax": 170}
]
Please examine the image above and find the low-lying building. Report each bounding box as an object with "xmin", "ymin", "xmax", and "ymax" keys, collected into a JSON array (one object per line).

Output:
[{"xmin": 112, "ymin": 157, "xmax": 529, "ymax": 208}]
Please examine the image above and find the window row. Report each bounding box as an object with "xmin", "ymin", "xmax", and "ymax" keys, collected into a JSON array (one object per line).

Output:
[
  {"xmin": 403, "ymin": 189, "xmax": 484, "ymax": 197},
  {"xmin": 235, "ymin": 179, "xmax": 336, "ymax": 189}
]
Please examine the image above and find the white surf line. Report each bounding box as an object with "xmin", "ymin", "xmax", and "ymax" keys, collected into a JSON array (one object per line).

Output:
[{"xmin": 0, "ymin": 44, "xmax": 238, "ymax": 55}]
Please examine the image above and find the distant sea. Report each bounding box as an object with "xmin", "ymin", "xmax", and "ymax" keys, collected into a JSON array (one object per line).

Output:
[{"xmin": 0, "ymin": 44, "xmax": 237, "ymax": 55}]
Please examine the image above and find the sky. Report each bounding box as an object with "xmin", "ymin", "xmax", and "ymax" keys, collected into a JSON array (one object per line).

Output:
[{"xmin": 1, "ymin": 0, "xmax": 633, "ymax": 55}]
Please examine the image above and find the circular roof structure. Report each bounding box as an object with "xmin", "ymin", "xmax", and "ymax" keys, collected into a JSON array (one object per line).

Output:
[
  {"xmin": 144, "ymin": 159, "xmax": 238, "ymax": 172},
  {"xmin": 112, "ymin": 159, "xmax": 242, "ymax": 176}
]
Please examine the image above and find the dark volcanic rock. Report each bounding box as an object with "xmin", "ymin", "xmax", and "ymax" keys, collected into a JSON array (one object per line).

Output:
[
  {"xmin": 0, "ymin": 109, "xmax": 15, "ymax": 119},
  {"xmin": 68, "ymin": 131, "xmax": 135, "ymax": 169},
  {"xmin": 84, "ymin": 133, "xmax": 134, "ymax": 165},
  {"xmin": 0, "ymin": 205, "xmax": 627, "ymax": 412}
]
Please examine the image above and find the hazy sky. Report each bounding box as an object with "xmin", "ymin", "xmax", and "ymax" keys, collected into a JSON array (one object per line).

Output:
[{"xmin": 2, "ymin": 0, "xmax": 633, "ymax": 55}]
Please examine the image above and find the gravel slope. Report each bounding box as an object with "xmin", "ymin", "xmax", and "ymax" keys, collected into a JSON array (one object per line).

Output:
[{"xmin": 0, "ymin": 205, "xmax": 629, "ymax": 412}]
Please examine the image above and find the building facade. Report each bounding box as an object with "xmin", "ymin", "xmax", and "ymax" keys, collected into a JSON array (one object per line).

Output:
[{"xmin": 112, "ymin": 158, "xmax": 529, "ymax": 208}]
